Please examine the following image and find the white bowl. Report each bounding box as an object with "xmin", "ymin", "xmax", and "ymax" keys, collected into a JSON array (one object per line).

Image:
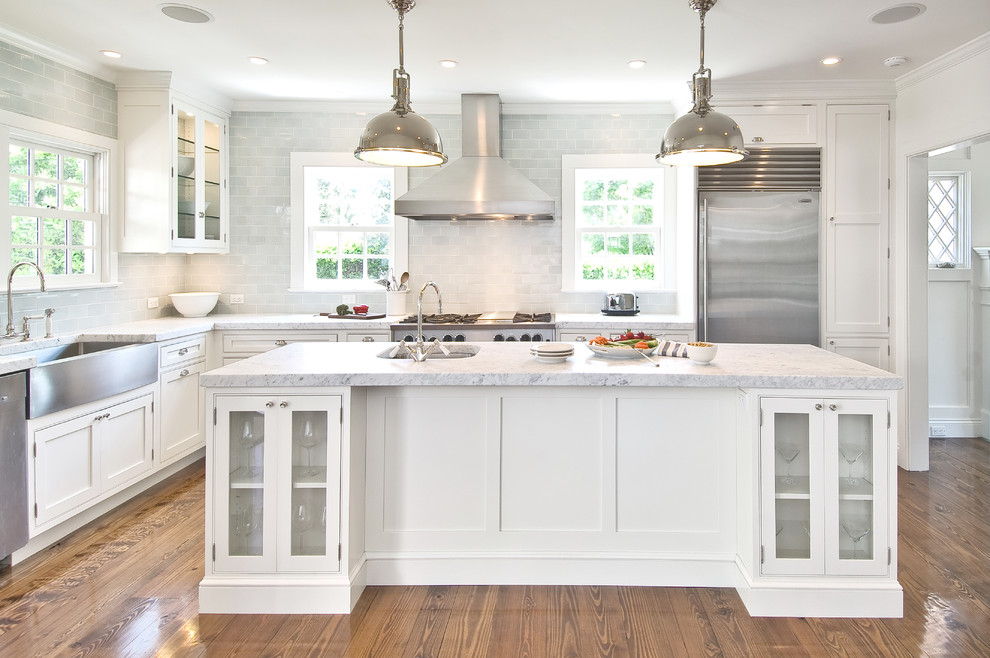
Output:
[
  {"xmin": 177, "ymin": 155, "xmax": 195, "ymax": 177},
  {"xmin": 686, "ymin": 342, "xmax": 718, "ymax": 365},
  {"xmin": 170, "ymin": 292, "xmax": 220, "ymax": 317}
]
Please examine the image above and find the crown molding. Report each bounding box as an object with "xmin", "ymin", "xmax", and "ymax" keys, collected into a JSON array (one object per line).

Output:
[
  {"xmin": 0, "ymin": 23, "xmax": 116, "ymax": 83},
  {"xmin": 231, "ymin": 98, "xmax": 674, "ymax": 117},
  {"xmin": 895, "ymin": 31, "xmax": 990, "ymax": 91},
  {"xmin": 713, "ymin": 79, "xmax": 897, "ymax": 103}
]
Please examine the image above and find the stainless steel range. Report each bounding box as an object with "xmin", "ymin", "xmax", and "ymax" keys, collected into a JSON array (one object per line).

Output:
[{"xmin": 390, "ymin": 312, "xmax": 555, "ymax": 342}]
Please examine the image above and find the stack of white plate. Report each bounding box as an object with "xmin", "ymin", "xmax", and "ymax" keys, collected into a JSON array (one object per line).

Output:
[{"xmin": 530, "ymin": 342, "xmax": 575, "ymax": 363}]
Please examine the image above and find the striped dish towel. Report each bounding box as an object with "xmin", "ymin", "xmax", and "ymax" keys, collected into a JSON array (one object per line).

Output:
[{"xmin": 656, "ymin": 340, "xmax": 689, "ymax": 358}]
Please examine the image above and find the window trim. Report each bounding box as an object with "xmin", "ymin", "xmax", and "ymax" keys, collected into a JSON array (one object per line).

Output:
[
  {"xmin": 927, "ymin": 170, "xmax": 970, "ymax": 269},
  {"xmin": 1, "ymin": 109, "xmax": 118, "ymax": 291},
  {"xmin": 289, "ymin": 152, "xmax": 409, "ymax": 291},
  {"xmin": 561, "ymin": 153, "xmax": 685, "ymax": 292}
]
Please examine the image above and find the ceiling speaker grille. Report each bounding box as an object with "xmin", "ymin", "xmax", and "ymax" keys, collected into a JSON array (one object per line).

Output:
[{"xmin": 696, "ymin": 148, "xmax": 821, "ymax": 190}]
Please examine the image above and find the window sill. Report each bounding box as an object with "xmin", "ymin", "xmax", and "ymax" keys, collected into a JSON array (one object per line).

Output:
[
  {"xmin": 6, "ymin": 281, "xmax": 121, "ymax": 295},
  {"xmin": 287, "ymin": 285, "xmax": 385, "ymax": 294}
]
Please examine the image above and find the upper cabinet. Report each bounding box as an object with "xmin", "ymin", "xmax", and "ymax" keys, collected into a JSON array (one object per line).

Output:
[
  {"xmin": 117, "ymin": 72, "xmax": 230, "ymax": 254},
  {"xmin": 718, "ymin": 105, "xmax": 820, "ymax": 146}
]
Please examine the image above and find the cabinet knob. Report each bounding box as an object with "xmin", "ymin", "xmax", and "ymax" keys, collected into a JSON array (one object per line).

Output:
[
  {"xmin": 266, "ymin": 401, "xmax": 274, "ymax": 408},
  {"xmin": 279, "ymin": 401, "xmax": 288, "ymax": 408},
  {"xmin": 829, "ymin": 340, "xmax": 835, "ymax": 345},
  {"xmin": 829, "ymin": 404, "xmax": 837, "ymax": 411},
  {"xmin": 179, "ymin": 369, "xmax": 190, "ymax": 377},
  {"xmin": 829, "ymin": 216, "xmax": 835, "ymax": 222},
  {"xmin": 274, "ymin": 340, "xmax": 287, "ymax": 346},
  {"xmin": 198, "ymin": 211, "xmax": 205, "ymax": 219},
  {"xmin": 362, "ymin": 336, "xmax": 375, "ymax": 342},
  {"xmin": 815, "ymin": 403, "xmax": 823, "ymax": 411}
]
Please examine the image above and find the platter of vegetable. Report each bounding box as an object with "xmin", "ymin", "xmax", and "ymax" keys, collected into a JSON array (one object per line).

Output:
[{"xmin": 586, "ymin": 335, "xmax": 659, "ymax": 358}]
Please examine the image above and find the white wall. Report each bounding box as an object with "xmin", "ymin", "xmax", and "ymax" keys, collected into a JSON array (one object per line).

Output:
[{"xmin": 894, "ymin": 33, "xmax": 990, "ymax": 469}]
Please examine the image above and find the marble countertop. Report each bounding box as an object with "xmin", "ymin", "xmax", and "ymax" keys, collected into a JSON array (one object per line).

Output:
[
  {"xmin": 200, "ymin": 341, "xmax": 903, "ymax": 390},
  {"xmin": 554, "ymin": 313, "xmax": 694, "ymax": 330}
]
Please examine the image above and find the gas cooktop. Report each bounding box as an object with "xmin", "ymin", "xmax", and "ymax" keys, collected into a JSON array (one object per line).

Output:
[{"xmin": 396, "ymin": 312, "xmax": 552, "ymax": 325}]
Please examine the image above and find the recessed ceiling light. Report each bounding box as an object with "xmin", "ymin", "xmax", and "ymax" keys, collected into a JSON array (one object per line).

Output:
[
  {"xmin": 821, "ymin": 56, "xmax": 842, "ymax": 66},
  {"xmin": 248, "ymin": 56, "xmax": 268, "ymax": 66},
  {"xmin": 869, "ymin": 3, "xmax": 926, "ymax": 24},
  {"xmin": 439, "ymin": 60, "xmax": 458, "ymax": 68},
  {"xmin": 100, "ymin": 50, "xmax": 122, "ymax": 59},
  {"xmin": 628, "ymin": 60, "xmax": 647, "ymax": 69},
  {"xmin": 160, "ymin": 3, "xmax": 214, "ymax": 24}
]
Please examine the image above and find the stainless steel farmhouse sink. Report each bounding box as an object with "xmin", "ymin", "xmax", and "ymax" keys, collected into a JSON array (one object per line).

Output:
[
  {"xmin": 26, "ymin": 341, "xmax": 159, "ymax": 418},
  {"xmin": 377, "ymin": 344, "xmax": 480, "ymax": 360}
]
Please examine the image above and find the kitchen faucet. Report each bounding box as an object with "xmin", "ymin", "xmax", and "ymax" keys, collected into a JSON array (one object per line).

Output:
[
  {"xmin": 5, "ymin": 261, "xmax": 50, "ymax": 340},
  {"xmin": 390, "ymin": 280, "xmax": 450, "ymax": 362}
]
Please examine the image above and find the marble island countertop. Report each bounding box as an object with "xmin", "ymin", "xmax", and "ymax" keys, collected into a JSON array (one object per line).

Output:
[{"xmin": 200, "ymin": 341, "xmax": 903, "ymax": 390}]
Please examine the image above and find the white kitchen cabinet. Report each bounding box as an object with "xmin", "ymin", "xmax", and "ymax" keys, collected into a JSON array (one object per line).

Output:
[
  {"xmin": 219, "ymin": 331, "xmax": 338, "ymax": 365},
  {"xmin": 824, "ymin": 105, "xmax": 890, "ymax": 336},
  {"xmin": 719, "ymin": 104, "xmax": 820, "ymax": 146},
  {"xmin": 158, "ymin": 334, "xmax": 209, "ymax": 466},
  {"xmin": 32, "ymin": 388, "xmax": 155, "ymax": 529},
  {"xmin": 211, "ymin": 394, "xmax": 342, "ymax": 574},
  {"xmin": 759, "ymin": 396, "xmax": 890, "ymax": 577},
  {"xmin": 344, "ymin": 332, "xmax": 389, "ymax": 343},
  {"xmin": 824, "ymin": 336, "xmax": 890, "ymax": 371},
  {"xmin": 558, "ymin": 328, "xmax": 693, "ymax": 343},
  {"xmin": 117, "ymin": 72, "xmax": 229, "ymax": 254}
]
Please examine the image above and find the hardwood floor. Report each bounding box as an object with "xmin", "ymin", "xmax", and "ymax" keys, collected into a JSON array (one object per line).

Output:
[{"xmin": 2, "ymin": 438, "xmax": 989, "ymax": 657}]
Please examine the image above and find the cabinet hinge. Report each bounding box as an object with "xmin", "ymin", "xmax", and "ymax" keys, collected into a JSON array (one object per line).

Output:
[
  {"xmin": 338, "ymin": 544, "xmax": 342, "ymax": 561},
  {"xmin": 887, "ymin": 178, "xmax": 891, "ymax": 190},
  {"xmin": 212, "ymin": 543, "xmax": 216, "ymax": 561},
  {"xmin": 759, "ymin": 408, "xmax": 763, "ymax": 426},
  {"xmin": 171, "ymin": 230, "xmax": 175, "ymax": 240},
  {"xmin": 888, "ymin": 546, "xmax": 892, "ymax": 565},
  {"xmin": 888, "ymin": 345, "xmax": 891, "ymax": 356},
  {"xmin": 171, "ymin": 103, "xmax": 174, "ymax": 115},
  {"xmin": 151, "ymin": 448, "xmax": 154, "ymax": 459},
  {"xmin": 760, "ymin": 545, "xmax": 765, "ymax": 564},
  {"xmin": 887, "ymin": 316, "xmax": 890, "ymax": 328},
  {"xmin": 151, "ymin": 401, "xmax": 154, "ymax": 414},
  {"xmin": 213, "ymin": 407, "xmax": 217, "ymax": 426},
  {"xmin": 33, "ymin": 442, "xmax": 37, "ymax": 458},
  {"xmin": 340, "ymin": 407, "xmax": 343, "ymax": 425},
  {"xmin": 34, "ymin": 502, "xmax": 38, "ymax": 518},
  {"xmin": 887, "ymin": 247, "xmax": 890, "ymax": 258},
  {"xmin": 888, "ymin": 411, "xmax": 891, "ymax": 428}
]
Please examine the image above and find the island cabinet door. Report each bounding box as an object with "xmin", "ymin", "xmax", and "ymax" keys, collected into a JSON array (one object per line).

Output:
[
  {"xmin": 274, "ymin": 396, "xmax": 342, "ymax": 573},
  {"xmin": 760, "ymin": 398, "xmax": 826, "ymax": 575},
  {"xmin": 213, "ymin": 397, "xmax": 277, "ymax": 572},
  {"xmin": 823, "ymin": 398, "xmax": 890, "ymax": 576}
]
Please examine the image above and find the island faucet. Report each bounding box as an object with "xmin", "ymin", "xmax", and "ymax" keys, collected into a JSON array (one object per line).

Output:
[
  {"xmin": 390, "ymin": 280, "xmax": 449, "ymax": 362},
  {"xmin": 5, "ymin": 261, "xmax": 47, "ymax": 339}
]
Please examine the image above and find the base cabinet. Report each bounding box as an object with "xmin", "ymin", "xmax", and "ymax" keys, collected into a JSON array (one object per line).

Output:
[
  {"xmin": 32, "ymin": 389, "xmax": 155, "ymax": 530},
  {"xmin": 759, "ymin": 396, "xmax": 890, "ymax": 577},
  {"xmin": 209, "ymin": 393, "xmax": 342, "ymax": 574},
  {"xmin": 158, "ymin": 335, "xmax": 209, "ymax": 466}
]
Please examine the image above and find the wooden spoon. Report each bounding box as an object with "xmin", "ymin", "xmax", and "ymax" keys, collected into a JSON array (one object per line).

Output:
[{"xmin": 399, "ymin": 272, "xmax": 409, "ymax": 290}]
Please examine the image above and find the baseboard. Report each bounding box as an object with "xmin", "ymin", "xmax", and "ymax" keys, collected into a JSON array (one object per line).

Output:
[
  {"xmin": 199, "ymin": 575, "xmax": 360, "ymax": 614},
  {"xmin": 929, "ymin": 417, "xmax": 982, "ymax": 438},
  {"xmin": 12, "ymin": 449, "xmax": 204, "ymax": 565}
]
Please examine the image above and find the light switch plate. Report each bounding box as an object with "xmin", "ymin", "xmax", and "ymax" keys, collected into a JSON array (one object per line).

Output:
[
  {"xmin": 342, "ymin": 294, "xmax": 356, "ymax": 303},
  {"xmin": 147, "ymin": 297, "xmax": 159, "ymax": 309},
  {"xmin": 230, "ymin": 294, "xmax": 245, "ymax": 304}
]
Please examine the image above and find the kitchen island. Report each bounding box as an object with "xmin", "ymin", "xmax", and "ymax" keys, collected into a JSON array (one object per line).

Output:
[{"xmin": 199, "ymin": 341, "xmax": 903, "ymax": 618}]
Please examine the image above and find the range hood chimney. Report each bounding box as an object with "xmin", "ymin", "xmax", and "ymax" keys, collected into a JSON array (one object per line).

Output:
[{"xmin": 394, "ymin": 94, "xmax": 555, "ymax": 221}]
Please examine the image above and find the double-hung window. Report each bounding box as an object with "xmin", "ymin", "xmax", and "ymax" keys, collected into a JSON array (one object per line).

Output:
[
  {"xmin": 3, "ymin": 113, "xmax": 112, "ymax": 289},
  {"xmin": 290, "ymin": 153, "xmax": 408, "ymax": 290},
  {"xmin": 927, "ymin": 171, "xmax": 969, "ymax": 268}
]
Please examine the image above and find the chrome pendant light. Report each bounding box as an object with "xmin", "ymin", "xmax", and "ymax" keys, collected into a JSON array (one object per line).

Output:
[
  {"xmin": 355, "ymin": 0, "xmax": 447, "ymax": 167},
  {"xmin": 657, "ymin": 0, "xmax": 747, "ymax": 167}
]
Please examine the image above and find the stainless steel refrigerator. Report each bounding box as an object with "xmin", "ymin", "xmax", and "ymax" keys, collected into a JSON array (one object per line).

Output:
[{"xmin": 697, "ymin": 189, "xmax": 821, "ymax": 345}]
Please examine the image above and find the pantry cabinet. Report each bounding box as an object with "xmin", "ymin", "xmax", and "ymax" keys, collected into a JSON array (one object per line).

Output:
[
  {"xmin": 759, "ymin": 396, "xmax": 890, "ymax": 577},
  {"xmin": 117, "ymin": 72, "xmax": 229, "ymax": 254}
]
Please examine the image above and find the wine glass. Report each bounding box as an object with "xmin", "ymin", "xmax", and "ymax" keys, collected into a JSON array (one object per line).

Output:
[
  {"xmin": 240, "ymin": 418, "xmax": 263, "ymax": 479},
  {"xmin": 776, "ymin": 442, "xmax": 801, "ymax": 485},
  {"xmin": 841, "ymin": 521, "xmax": 871, "ymax": 559},
  {"xmin": 838, "ymin": 443, "xmax": 864, "ymax": 487},
  {"xmin": 293, "ymin": 501, "xmax": 313, "ymax": 554},
  {"xmin": 298, "ymin": 419, "xmax": 320, "ymax": 477},
  {"xmin": 231, "ymin": 502, "xmax": 258, "ymax": 554}
]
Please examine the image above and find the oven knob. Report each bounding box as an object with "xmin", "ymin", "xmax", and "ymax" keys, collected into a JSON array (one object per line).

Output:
[
  {"xmin": 506, "ymin": 336, "xmax": 517, "ymax": 342},
  {"xmin": 494, "ymin": 334, "xmax": 505, "ymax": 341},
  {"xmin": 442, "ymin": 334, "xmax": 454, "ymax": 342},
  {"xmin": 403, "ymin": 334, "xmax": 415, "ymax": 342},
  {"xmin": 520, "ymin": 334, "xmax": 531, "ymax": 341},
  {"xmin": 531, "ymin": 334, "xmax": 543, "ymax": 342},
  {"xmin": 454, "ymin": 335, "xmax": 465, "ymax": 342}
]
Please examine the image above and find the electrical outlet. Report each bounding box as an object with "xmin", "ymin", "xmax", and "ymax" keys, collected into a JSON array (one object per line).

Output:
[
  {"xmin": 342, "ymin": 294, "xmax": 356, "ymax": 304},
  {"xmin": 930, "ymin": 425, "xmax": 947, "ymax": 437},
  {"xmin": 147, "ymin": 297, "xmax": 159, "ymax": 309},
  {"xmin": 229, "ymin": 294, "xmax": 245, "ymax": 304}
]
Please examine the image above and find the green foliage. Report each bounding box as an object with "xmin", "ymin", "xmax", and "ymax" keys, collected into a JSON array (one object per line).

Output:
[
  {"xmin": 342, "ymin": 258, "xmax": 363, "ymax": 279},
  {"xmin": 582, "ymin": 264, "xmax": 604, "ymax": 280},
  {"xmin": 34, "ymin": 151, "xmax": 57, "ymax": 179},
  {"xmin": 9, "ymin": 146, "xmax": 28, "ymax": 175},
  {"xmin": 316, "ymin": 257, "xmax": 338, "ymax": 279},
  {"xmin": 582, "ymin": 180, "xmax": 604, "ymax": 201}
]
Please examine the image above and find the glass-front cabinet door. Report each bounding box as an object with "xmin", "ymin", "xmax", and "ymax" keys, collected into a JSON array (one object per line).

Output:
[
  {"xmin": 276, "ymin": 396, "xmax": 342, "ymax": 572},
  {"xmin": 760, "ymin": 397, "xmax": 825, "ymax": 575},
  {"xmin": 174, "ymin": 104, "xmax": 225, "ymax": 250},
  {"xmin": 823, "ymin": 398, "xmax": 889, "ymax": 576},
  {"xmin": 214, "ymin": 397, "xmax": 276, "ymax": 572}
]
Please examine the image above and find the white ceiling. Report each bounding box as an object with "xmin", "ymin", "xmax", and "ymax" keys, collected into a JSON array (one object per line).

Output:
[{"xmin": 1, "ymin": 1, "xmax": 988, "ymax": 109}]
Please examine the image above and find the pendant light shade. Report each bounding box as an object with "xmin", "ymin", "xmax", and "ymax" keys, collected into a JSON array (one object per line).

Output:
[
  {"xmin": 355, "ymin": 0, "xmax": 446, "ymax": 167},
  {"xmin": 657, "ymin": 0, "xmax": 747, "ymax": 167}
]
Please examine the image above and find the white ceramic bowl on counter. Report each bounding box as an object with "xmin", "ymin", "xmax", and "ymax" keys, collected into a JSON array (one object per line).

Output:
[
  {"xmin": 686, "ymin": 342, "xmax": 718, "ymax": 365},
  {"xmin": 169, "ymin": 292, "xmax": 220, "ymax": 317}
]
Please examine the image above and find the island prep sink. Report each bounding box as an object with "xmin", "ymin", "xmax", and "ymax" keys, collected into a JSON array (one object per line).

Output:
[
  {"xmin": 26, "ymin": 341, "xmax": 159, "ymax": 418},
  {"xmin": 377, "ymin": 344, "xmax": 480, "ymax": 360}
]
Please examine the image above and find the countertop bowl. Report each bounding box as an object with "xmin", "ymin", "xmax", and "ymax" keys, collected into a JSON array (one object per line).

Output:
[
  {"xmin": 686, "ymin": 342, "xmax": 718, "ymax": 364},
  {"xmin": 170, "ymin": 291, "xmax": 220, "ymax": 317}
]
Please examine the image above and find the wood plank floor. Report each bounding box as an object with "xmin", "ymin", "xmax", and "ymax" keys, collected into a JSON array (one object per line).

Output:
[{"xmin": 2, "ymin": 438, "xmax": 989, "ymax": 657}]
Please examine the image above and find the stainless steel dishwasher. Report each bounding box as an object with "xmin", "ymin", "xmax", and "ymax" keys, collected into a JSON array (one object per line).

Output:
[{"xmin": 0, "ymin": 370, "xmax": 28, "ymax": 565}]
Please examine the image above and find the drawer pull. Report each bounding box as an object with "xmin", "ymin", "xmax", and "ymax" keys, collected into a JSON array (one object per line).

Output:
[
  {"xmin": 275, "ymin": 340, "xmax": 287, "ymax": 346},
  {"xmin": 362, "ymin": 336, "xmax": 375, "ymax": 342},
  {"xmin": 179, "ymin": 369, "xmax": 190, "ymax": 377},
  {"xmin": 576, "ymin": 336, "xmax": 587, "ymax": 342},
  {"xmin": 178, "ymin": 347, "xmax": 189, "ymax": 356}
]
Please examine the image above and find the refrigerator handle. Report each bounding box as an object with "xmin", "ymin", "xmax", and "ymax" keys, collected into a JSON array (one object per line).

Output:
[{"xmin": 700, "ymin": 198, "xmax": 708, "ymax": 342}]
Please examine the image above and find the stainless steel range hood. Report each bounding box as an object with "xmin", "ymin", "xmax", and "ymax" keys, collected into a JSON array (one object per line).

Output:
[{"xmin": 394, "ymin": 94, "xmax": 555, "ymax": 221}]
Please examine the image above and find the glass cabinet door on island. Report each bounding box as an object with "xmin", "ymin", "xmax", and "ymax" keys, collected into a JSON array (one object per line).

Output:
[
  {"xmin": 212, "ymin": 395, "xmax": 342, "ymax": 574},
  {"xmin": 760, "ymin": 397, "xmax": 889, "ymax": 577}
]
